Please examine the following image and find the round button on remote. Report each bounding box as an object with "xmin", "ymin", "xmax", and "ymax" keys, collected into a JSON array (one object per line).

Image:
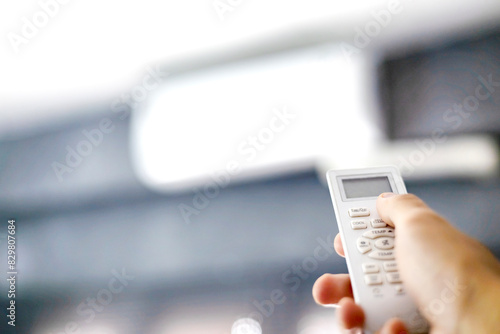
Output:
[
  {"xmin": 375, "ymin": 237, "xmax": 394, "ymax": 250},
  {"xmin": 357, "ymin": 238, "xmax": 372, "ymax": 254}
]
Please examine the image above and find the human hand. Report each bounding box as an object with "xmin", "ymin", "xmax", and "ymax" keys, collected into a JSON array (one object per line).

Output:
[{"xmin": 312, "ymin": 193, "xmax": 500, "ymax": 333}]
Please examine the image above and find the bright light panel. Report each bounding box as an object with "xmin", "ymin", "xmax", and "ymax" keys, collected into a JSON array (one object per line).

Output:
[{"xmin": 131, "ymin": 45, "xmax": 381, "ymax": 191}]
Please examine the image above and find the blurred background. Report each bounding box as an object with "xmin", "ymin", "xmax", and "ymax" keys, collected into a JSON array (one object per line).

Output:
[{"xmin": 1, "ymin": 0, "xmax": 500, "ymax": 333}]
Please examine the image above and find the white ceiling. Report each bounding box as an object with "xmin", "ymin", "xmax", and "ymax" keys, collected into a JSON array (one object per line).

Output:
[{"xmin": 0, "ymin": 0, "xmax": 499, "ymax": 138}]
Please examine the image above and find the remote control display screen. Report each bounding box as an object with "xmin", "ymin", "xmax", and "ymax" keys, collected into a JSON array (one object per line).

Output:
[{"xmin": 343, "ymin": 176, "xmax": 392, "ymax": 199}]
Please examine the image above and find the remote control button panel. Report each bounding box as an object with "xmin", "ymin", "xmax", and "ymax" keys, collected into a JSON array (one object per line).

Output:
[{"xmin": 350, "ymin": 208, "xmax": 402, "ymax": 288}]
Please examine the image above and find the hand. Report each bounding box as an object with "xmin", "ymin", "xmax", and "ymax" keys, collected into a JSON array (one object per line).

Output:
[{"xmin": 312, "ymin": 193, "xmax": 500, "ymax": 333}]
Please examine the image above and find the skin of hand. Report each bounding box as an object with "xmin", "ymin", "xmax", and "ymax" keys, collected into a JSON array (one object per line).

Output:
[{"xmin": 312, "ymin": 193, "xmax": 500, "ymax": 334}]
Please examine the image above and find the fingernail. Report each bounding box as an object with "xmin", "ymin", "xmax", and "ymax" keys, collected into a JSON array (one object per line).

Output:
[{"xmin": 380, "ymin": 192, "xmax": 396, "ymax": 198}]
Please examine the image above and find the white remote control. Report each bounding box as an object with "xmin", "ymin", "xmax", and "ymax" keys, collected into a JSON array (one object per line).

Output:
[{"xmin": 326, "ymin": 166, "xmax": 428, "ymax": 333}]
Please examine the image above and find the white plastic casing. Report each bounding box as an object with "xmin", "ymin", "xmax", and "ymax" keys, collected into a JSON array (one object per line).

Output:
[{"xmin": 326, "ymin": 166, "xmax": 428, "ymax": 333}]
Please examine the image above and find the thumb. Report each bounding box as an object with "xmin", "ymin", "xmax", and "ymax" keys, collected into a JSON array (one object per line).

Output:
[
  {"xmin": 375, "ymin": 192, "xmax": 465, "ymax": 308},
  {"xmin": 376, "ymin": 192, "xmax": 439, "ymax": 230}
]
